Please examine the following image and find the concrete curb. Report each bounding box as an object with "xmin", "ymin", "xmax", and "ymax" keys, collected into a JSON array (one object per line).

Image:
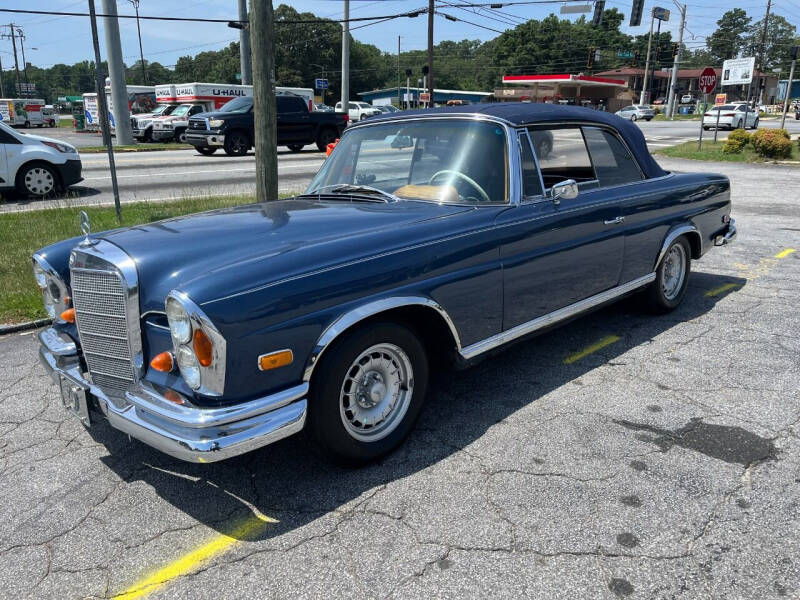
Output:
[{"xmin": 0, "ymin": 318, "xmax": 51, "ymax": 336}]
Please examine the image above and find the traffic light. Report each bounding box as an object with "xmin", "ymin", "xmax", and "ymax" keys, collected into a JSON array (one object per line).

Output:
[
  {"xmin": 672, "ymin": 42, "xmax": 679, "ymax": 57},
  {"xmin": 587, "ymin": 47, "xmax": 596, "ymax": 69},
  {"xmin": 632, "ymin": 50, "xmax": 640, "ymax": 67},
  {"xmin": 629, "ymin": 0, "xmax": 644, "ymax": 27},
  {"xmin": 592, "ymin": 0, "xmax": 605, "ymax": 26},
  {"xmin": 422, "ymin": 65, "xmax": 429, "ymax": 75}
]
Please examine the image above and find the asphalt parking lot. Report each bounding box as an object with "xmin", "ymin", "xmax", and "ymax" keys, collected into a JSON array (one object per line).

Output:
[{"xmin": 1, "ymin": 157, "xmax": 798, "ymax": 599}]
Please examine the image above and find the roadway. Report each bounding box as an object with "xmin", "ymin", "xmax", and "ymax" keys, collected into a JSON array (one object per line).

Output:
[{"xmin": 2, "ymin": 118, "xmax": 799, "ymax": 213}]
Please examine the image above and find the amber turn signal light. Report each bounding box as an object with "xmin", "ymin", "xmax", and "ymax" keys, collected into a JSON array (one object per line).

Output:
[
  {"xmin": 150, "ymin": 351, "xmax": 174, "ymax": 373},
  {"xmin": 259, "ymin": 349, "xmax": 293, "ymax": 371},
  {"xmin": 60, "ymin": 308, "xmax": 76, "ymax": 323},
  {"xmin": 193, "ymin": 329, "xmax": 214, "ymax": 367}
]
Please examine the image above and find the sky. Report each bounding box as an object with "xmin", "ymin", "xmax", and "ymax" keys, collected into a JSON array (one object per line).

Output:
[{"xmin": 0, "ymin": 0, "xmax": 793, "ymax": 74}]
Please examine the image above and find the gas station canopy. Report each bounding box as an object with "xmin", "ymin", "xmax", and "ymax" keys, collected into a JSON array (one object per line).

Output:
[{"xmin": 502, "ymin": 74, "xmax": 627, "ymax": 87}]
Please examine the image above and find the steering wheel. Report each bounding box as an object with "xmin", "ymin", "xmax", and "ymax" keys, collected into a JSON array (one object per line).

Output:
[{"xmin": 428, "ymin": 170, "xmax": 491, "ymax": 204}]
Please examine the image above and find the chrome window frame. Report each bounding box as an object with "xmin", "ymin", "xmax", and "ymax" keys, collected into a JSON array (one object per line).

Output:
[
  {"xmin": 69, "ymin": 239, "xmax": 144, "ymax": 380},
  {"xmin": 517, "ymin": 129, "xmax": 547, "ymax": 204},
  {"xmin": 341, "ymin": 113, "xmax": 522, "ymax": 206}
]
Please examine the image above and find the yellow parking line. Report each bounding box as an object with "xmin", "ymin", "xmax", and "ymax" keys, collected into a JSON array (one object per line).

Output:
[
  {"xmin": 705, "ymin": 282, "xmax": 742, "ymax": 297},
  {"xmin": 114, "ymin": 514, "xmax": 277, "ymax": 599},
  {"xmin": 775, "ymin": 248, "xmax": 796, "ymax": 259},
  {"xmin": 563, "ymin": 335, "xmax": 620, "ymax": 365}
]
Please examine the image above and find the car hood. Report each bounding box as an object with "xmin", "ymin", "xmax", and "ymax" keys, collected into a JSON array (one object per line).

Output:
[
  {"xmin": 21, "ymin": 132, "xmax": 77, "ymax": 147},
  {"xmin": 98, "ymin": 197, "xmax": 474, "ymax": 312}
]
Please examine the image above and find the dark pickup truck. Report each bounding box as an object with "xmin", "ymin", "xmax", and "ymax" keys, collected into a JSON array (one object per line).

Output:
[{"xmin": 185, "ymin": 95, "xmax": 348, "ymax": 156}]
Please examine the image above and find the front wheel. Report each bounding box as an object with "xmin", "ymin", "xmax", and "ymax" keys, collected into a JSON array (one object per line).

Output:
[
  {"xmin": 196, "ymin": 146, "xmax": 217, "ymax": 155},
  {"xmin": 631, "ymin": 115, "xmax": 638, "ymax": 122},
  {"xmin": 287, "ymin": 143, "xmax": 304, "ymax": 152},
  {"xmin": 174, "ymin": 129, "xmax": 187, "ymax": 144},
  {"xmin": 223, "ymin": 131, "xmax": 249, "ymax": 156},
  {"xmin": 643, "ymin": 237, "xmax": 691, "ymax": 313},
  {"xmin": 16, "ymin": 162, "xmax": 59, "ymax": 197},
  {"xmin": 308, "ymin": 322, "xmax": 429, "ymax": 463}
]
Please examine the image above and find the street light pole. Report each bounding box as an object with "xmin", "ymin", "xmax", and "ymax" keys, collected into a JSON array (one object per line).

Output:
[
  {"xmin": 640, "ymin": 10, "xmax": 655, "ymax": 104},
  {"xmin": 128, "ymin": 0, "xmax": 147, "ymax": 84},
  {"xmin": 780, "ymin": 52, "xmax": 797, "ymax": 129},
  {"xmin": 665, "ymin": 1, "xmax": 686, "ymax": 118}
]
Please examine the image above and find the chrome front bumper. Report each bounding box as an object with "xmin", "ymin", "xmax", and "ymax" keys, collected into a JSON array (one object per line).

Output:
[
  {"xmin": 186, "ymin": 133, "xmax": 225, "ymax": 147},
  {"xmin": 714, "ymin": 218, "xmax": 737, "ymax": 246},
  {"xmin": 38, "ymin": 328, "xmax": 307, "ymax": 463}
]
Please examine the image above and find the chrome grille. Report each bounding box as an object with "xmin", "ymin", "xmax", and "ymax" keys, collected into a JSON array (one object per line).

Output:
[{"xmin": 71, "ymin": 267, "xmax": 136, "ymax": 395}]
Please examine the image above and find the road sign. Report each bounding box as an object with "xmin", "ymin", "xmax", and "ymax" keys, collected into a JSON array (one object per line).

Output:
[
  {"xmin": 721, "ymin": 57, "xmax": 755, "ymax": 86},
  {"xmin": 652, "ymin": 6, "xmax": 670, "ymax": 21},
  {"xmin": 419, "ymin": 92, "xmax": 431, "ymax": 103},
  {"xmin": 714, "ymin": 93, "xmax": 727, "ymax": 105},
  {"xmin": 560, "ymin": 3, "xmax": 592, "ymax": 13},
  {"xmin": 698, "ymin": 67, "xmax": 717, "ymax": 94},
  {"xmin": 315, "ymin": 78, "xmax": 329, "ymax": 90},
  {"xmin": 617, "ymin": 50, "xmax": 634, "ymax": 59}
]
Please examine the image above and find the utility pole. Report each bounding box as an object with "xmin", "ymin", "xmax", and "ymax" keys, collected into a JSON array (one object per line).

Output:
[
  {"xmin": 640, "ymin": 10, "xmax": 655, "ymax": 104},
  {"xmin": 649, "ymin": 18, "xmax": 662, "ymax": 104},
  {"xmin": 427, "ymin": 0, "xmax": 434, "ymax": 104},
  {"xmin": 17, "ymin": 28, "xmax": 30, "ymax": 96},
  {"xmin": 397, "ymin": 36, "xmax": 401, "ymax": 107},
  {"xmin": 4, "ymin": 25, "xmax": 22, "ymax": 96},
  {"xmin": 780, "ymin": 46, "xmax": 798, "ymax": 129},
  {"xmin": 756, "ymin": 0, "xmax": 771, "ymax": 106},
  {"xmin": 666, "ymin": 2, "xmax": 686, "ymax": 118},
  {"xmin": 128, "ymin": 0, "xmax": 147, "ymax": 84},
  {"xmin": 88, "ymin": 0, "xmax": 122, "ymax": 222},
  {"xmin": 0, "ymin": 55, "xmax": 4, "ymax": 97},
  {"xmin": 100, "ymin": 0, "xmax": 134, "ymax": 144},
  {"xmin": 341, "ymin": 0, "xmax": 350, "ymax": 110},
  {"xmin": 238, "ymin": 0, "xmax": 251, "ymax": 84},
  {"xmin": 250, "ymin": 0, "xmax": 277, "ymax": 201}
]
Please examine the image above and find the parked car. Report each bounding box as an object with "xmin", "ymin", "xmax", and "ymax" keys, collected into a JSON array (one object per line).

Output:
[
  {"xmin": 315, "ymin": 103, "xmax": 334, "ymax": 113},
  {"xmin": 131, "ymin": 104, "xmax": 178, "ymax": 141},
  {"xmin": 0, "ymin": 120, "xmax": 81, "ymax": 196},
  {"xmin": 41, "ymin": 105, "xmax": 57, "ymax": 127},
  {"xmin": 615, "ymin": 104, "xmax": 655, "ymax": 121},
  {"xmin": 702, "ymin": 104, "xmax": 759, "ymax": 130},
  {"xmin": 185, "ymin": 95, "xmax": 348, "ymax": 155},
  {"xmin": 680, "ymin": 94, "xmax": 695, "ymax": 104},
  {"xmin": 335, "ymin": 100, "xmax": 381, "ymax": 121},
  {"xmin": 652, "ymin": 97, "xmax": 666, "ymax": 106},
  {"xmin": 151, "ymin": 103, "xmax": 208, "ymax": 143},
  {"xmin": 375, "ymin": 105, "xmax": 401, "ymax": 114},
  {"xmin": 34, "ymin": 104, "xmax": 735, "ymax": 464}
]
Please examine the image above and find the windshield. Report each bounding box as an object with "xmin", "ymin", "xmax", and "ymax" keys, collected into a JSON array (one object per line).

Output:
[
  {"xmin": 171, "ymin": 104, "xmax": 195, "ymax": 117},
  {"xmin": 0, "ymin": 121, "xmax": 18, "ymax": 137},
  {"xmin": 152, "ymin": 104, "xmax": 173, "ymax": 116},
  {"xmin": 218, "ymin": 96, "xmax": 253, "ymax": 113},
  {"xmin": 306, "ymin": 119, "xmax": 509, "ymax": 205},
  {"xmin": 712, "ymin": 105, "xmax": 737, "ymax": 111}
]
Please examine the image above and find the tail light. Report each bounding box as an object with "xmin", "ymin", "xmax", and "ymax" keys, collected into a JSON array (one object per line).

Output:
[
  {"xmin": 342, "ymin": 114, "xmax": 349, "ymax": 123},
  {"xmin": 722, "ymin": 113, "xmax": 735, "ymax": 117},
  {"xmin": 308, "ymin": 99, "xmax": 314, "ymax": 112}
]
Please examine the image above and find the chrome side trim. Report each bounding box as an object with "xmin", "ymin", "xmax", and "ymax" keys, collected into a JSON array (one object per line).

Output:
[
  {"xmin": 656, "ymin": 224, "xmax": 700, "ymax": 268},
  {"xmin": 459, "ymin": 273, "xmax": 656, "ymax": 360},
  {"xmin": 303, "ymin": 296, "xmax": 462, "ymax": 382},
  {"xmin": 69, "ymin": 239, "xmax": 144, "ymax": 379},
  {"xmin": 166, "ymin": 290, "xmax": 227, "ymax": 396}
]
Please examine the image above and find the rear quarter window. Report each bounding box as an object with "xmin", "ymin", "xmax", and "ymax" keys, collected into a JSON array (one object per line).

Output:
[{"xmin": 582, "ymin": 127, "xmax": 643, "ymax": 187}]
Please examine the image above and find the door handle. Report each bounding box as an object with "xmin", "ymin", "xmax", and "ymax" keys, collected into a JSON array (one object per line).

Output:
[{"xmin": 604, "ymin": 216, "xmax": 625, "ymax": 225}]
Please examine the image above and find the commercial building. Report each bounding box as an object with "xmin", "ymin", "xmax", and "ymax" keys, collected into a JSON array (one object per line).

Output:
[
  {"xmin": 494, "ymin": 74, "xmax": 631, "ymax": 111},
  {"xmin": 357, "ymin": 86, "xmax": 492, "ymax": 107}
]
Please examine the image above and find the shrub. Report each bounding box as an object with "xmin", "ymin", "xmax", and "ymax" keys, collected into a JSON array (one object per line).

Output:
[
  {"xmin": 753, "ymin": 129, "xmax": 792, "ymax": 159},
  {"xmin": 724, "ymin": 129, "xmax": 751, "ymax": 153}
]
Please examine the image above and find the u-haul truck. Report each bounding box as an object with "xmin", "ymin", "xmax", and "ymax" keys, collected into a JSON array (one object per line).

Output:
[
  {"xmin": 0, "ymin": 98, "xmax": 46, "ymax": 127},
  {"xmin": 82, "ymin": 85, "xmax": 156, "ymax": 132},
  {"xmin": 150, "ymin": 82, "xmax": 316, "ymax": 142}
]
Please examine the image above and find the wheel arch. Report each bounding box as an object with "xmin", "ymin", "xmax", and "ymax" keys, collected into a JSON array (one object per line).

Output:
[
  {"xmin": 655, "ymin": 224, "xmax": 702, "ymax": 269},
  {"xmin": 302, "ymin": 296, "xmax": 462, "ymax": 383}
]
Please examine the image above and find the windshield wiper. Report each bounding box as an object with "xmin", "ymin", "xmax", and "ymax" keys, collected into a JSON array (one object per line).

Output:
[{"xmin": 305, "ymin": 184, "xmax": 399, "ymax": 203}]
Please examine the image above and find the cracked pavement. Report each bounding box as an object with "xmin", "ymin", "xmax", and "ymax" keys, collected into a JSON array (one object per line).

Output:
[{"xmin": 1, "ymin": 157, "xmax": 799, "ymax": 599}]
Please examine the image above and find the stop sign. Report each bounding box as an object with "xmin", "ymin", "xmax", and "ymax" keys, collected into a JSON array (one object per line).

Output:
[{"xmin": 698, "ymin": 67, "xmax": 717, "ymax": 94}]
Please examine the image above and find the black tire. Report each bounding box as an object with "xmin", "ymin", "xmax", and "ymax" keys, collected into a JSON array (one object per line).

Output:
[
  {"xmin": 308, "ymin": 321, "xmax": 429, "ymax": 464},
  {"xmin": 631, "ymin": 115, "xmax": 638, "ymax": 122},
  {"xmin": 196, "ymin": 146, "xmax": 217, "ymax": 155},
  {"xmin": 287, "ymin": 143, "xmax": 304, "ymax": 152},
  {"xmin": 24, "ymin": 120, "xmax": 30, "ymax": 128},
  {"xmin": 643, "ymin": 236, "xmax": 691, "ymax": 313},
  {"xmin": 15, "ymin": 162, "xmax": 60, "ymax": 197},
  {"xmin": 142, "ymin": 127, "xmax": 153, "ymax": 142},
  {"xmin": 174, "ymin": 128, "xmax": 187, "ymax": 144},
  {"xmin": 751, "ymin": 118, "xmax": 759, "ymax": 130},
  {"xmin": 703, "ymin": 126, "xmax": 710, "ymax": 130},
  {"xmin": 316, "ymin": 127, "xmax": 337, "ymax": 152},
  {"xmin": 223, "ymin": 130, "xmax": 249, "ymax": 156}
]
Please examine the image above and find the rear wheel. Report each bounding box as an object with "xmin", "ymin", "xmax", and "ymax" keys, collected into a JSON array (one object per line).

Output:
[
  {"xmin": 308, "ymin": 322, "xmax": 429, "ymax": 463},
  {"xmin": 196, "ymin": 146, "xmax": 217, "ymax": 155},
  {"xmin": 16, "ymin": 162, "xmax": 59, "ymax": 197},
  {"xmin": 24, "ymin": 120, "xmax": 30, "ymax": 128},
  {"xmin": 316, "ymin": 127, "xmax": 337, "ymax": 152},
  {"xmin": 223, "ymin": 130, "xmax": 249, "ymax": 156},
  {"xmin": 643, "ymin": 237, "xmax": 691, "ymax": 313},
  {"xmin": 287, "ymin": 143, "xmax": 304, "ymax": 152},
  {"xmin": 751, "ymin": 117, "xmax": 759, "ymax": 130}
]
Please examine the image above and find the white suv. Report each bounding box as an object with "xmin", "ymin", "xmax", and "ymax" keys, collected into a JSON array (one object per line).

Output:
[
  {"xmin": 0, "ymin": 120, "xmax": 82, "ymax": 196},
  {"xmin": 335, "ymin": 101, "xmax": 381, "ymax": 122}
]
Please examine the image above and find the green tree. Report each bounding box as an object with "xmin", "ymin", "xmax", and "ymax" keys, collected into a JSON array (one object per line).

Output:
[
  {"xmin": 707, "ymin": 9, "xmax": 751, "ymax": 62},
  {"xmin": 744, "ymin": 15, "xmax": 797, "ymax": 71}
]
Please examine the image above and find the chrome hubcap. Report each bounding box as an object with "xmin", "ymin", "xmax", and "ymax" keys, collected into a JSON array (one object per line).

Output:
[
  {"xmin": 662, "ymin": 244, "xmax": 687, "ymax": 300},
  {"xmin": 25, "ymin": 167, "xmax": 54, "ymax": 195},
  {"xmin": 340, "ymin": 343, "xmax": 414, "ymax": 442}
]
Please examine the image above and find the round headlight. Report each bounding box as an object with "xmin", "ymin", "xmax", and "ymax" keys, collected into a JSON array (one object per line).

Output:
[
  {"xmin": 32, "ymin": 261, "xmax": 47, "ymax": 288},
  {"xmin": 166, "ymin": 297, "xmax": 192, "ymax": 344},
  {"xmin": 175, "ymin": 345, "xmax": 201, "ymax": 389}
]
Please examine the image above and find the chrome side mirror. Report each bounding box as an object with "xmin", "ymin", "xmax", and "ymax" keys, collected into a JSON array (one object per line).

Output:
[{"xmin": 551, "ymin": 179, "xmax": 578, "ymax": 204}]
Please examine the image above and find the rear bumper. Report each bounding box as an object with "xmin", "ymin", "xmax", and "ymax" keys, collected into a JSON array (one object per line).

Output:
[
  {"xmin": 38, "ymin": 328, "xmax": 307, "ymax": 463},
  {"xmin": 54, "ymin": 159, "xmax": 83, "ymax": 187},
  {"xmin": 714, "ymin": 218, "xmax": 737, "ymax": 246}
]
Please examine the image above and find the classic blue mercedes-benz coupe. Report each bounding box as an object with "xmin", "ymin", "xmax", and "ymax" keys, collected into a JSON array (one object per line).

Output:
[{"xmin": 34, "ymin": 104, "xmax": 736, "ymax": 463}]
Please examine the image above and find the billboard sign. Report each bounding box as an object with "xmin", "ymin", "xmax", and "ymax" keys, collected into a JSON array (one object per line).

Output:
[{"xmin": 721, "ymin": 57, "xmax": 755, "ymax": 86}]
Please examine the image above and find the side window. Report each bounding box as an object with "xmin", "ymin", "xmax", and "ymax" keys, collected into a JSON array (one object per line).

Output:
[
  {"xmin": 276, "ymin": 96, "xmax": 291, "ymax": 113},
  {"xmin": 529, "ymin": 127, "xmax": 595, "ymax": 189},
  {"xmin": 582, "ymin": 127, "xmax": 643, "ymax": 187},
  {"xmin": 519, "ymin": 132, "xmax": 543, "ymax": 199},
  {"xmin": 190, "ymin": 106, "xmax": 202, "ymax": 115},
  {"xmin": 349, "ymin": 103, "xmax": 358, "ymax": 110},
  {"xmin": 0, "ymin": 128, "xmax": 21, "ymax": 144}
]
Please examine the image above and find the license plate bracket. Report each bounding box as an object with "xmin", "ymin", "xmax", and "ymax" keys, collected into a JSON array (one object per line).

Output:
[{"xmin": 59, "ymin": 375, "xmax": 91, "ymax": 427}]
